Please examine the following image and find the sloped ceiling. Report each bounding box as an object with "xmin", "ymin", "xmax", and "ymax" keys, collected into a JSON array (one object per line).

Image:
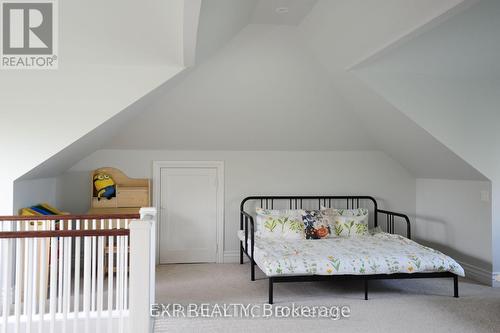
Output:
[
  {"xmin": 296, "ymin": 0, "xmax": 485, "ymax": 180},
  {"xmin": 298, "ymin": 0, "xmax": 467, "ymax": 71},
  {"xmin": 18, "ymin": 70, "xmax": 189, "ymax": 180},
  {"xmin": 195, "ymin": 0, "xmax": 258, "ymax": 63},
  {"xmin": 20, "ymin": 0, "xmax": 487, "ymax": 182},
  {"xmin": 350, "ymin": 0, "xmax": 499, "ymax": 270},
  {"xmin": 104, "ymin": 24, "xmax": 376, "ymax": 151},
  {"xmin": 3, "ymin": 0, "xmax": 190, "ymax": 189},
  {"xmin": 103, "ymin": 0, "xmax": 484, "ymax": 180},
  {"xmin": 251, "ymin": 0, "xmax": 318, "ymax": 25},
  {"xmin": 353, "ymin": 0, "xmax": 499, "ymax": 181},
  {"xmin": 17, "ymin": 0, "xmax": 257, "ymax": 181}
]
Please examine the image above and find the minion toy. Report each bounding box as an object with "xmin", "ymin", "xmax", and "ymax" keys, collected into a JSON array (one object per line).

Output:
[{"xmin": 93, "ymin": 173, "xmax": 116, "ymax": 200}]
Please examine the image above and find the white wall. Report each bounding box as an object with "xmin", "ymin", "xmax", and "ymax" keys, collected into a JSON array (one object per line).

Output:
[
  {"xmin": 416, "ymin": 178, "xmax": 492, "ymax": 284},
  {"xmin": 296, "ymin": 0, "xmax": 483, "ymax": 181},
  {"xmin": 57, "ymin": 149, "xmax": 417, "ymax": 256},
  {"xmin": 0, "ymin": 0, "xmax": 197, "ymax": 214},
  {"xmin": 104, "ymin": 24, "xmax": 376, "ymax": 151},
  {"xmin": 0, "ymin": 65, "xmax": 182, "ymax": 216},
  {"xmin": 13, "ymin": 177, "xmax": 59, "ymax": 214},
  {"xmin": 354, "ymin": 0, "xmax": 500, "ymax": 276}
]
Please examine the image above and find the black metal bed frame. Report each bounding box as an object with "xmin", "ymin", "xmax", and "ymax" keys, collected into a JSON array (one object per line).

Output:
[{"xmin": 239, "ymin": 196, "xmax": 459, "ymax": 304}]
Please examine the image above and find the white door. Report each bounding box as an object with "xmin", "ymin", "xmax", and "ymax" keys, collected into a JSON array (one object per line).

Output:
[{"xmin": 159, "ymin": 167, "xmax": 218, "ymax": 263}]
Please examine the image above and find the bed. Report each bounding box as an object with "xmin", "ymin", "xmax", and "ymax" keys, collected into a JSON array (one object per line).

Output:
[{"xmin": 239, "ymin": 196, "xmax": 464, "ymax": 304}]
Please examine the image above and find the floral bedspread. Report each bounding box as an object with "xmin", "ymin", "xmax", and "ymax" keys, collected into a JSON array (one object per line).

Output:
[{"xmin": 240, "ymin": 232, "xmax": 464, "ymax": 277}]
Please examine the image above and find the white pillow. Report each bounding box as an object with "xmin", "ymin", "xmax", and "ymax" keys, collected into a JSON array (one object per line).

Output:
[
  {"xmin": 321, "ymin": 207, "xmax": 368, "ymax": 217},
  {"xmin": 321, "ymin": 207, "xmax": 369, "ymax": 237},
  {"xmin": 255, "ymin": 208, "xmax": 305, "ymax": 240}
]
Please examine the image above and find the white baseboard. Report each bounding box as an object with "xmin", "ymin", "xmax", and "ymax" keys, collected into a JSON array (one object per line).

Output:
[
  {"xmin": 457, "ymin": 260, "xmax": 493, "ymax": 286},
  {"xmin": 223, "ymin": 250, "xmax": 240, "ymax": 263}
]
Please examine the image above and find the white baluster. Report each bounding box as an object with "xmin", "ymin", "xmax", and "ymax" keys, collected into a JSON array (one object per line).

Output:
[
  {"xmin": 26, "ymin": 237, "xmax": 33, "ymax": 333},
  {"xmin": 97, "ymin": 233, "xmax": 104, "ymax": 333},
  {"xmin": 83, "ymin": 221, "xmax": 91, "ymax": 333},
  {"xmin": 14, "ymin": 237, "xmax": 22, "ymax": 333},
  {"xmin": 74, "ymin": 219, "xmax": 81, "ymax": 333},
  {"xmin": 1, "ymin": 238, "xmax": 11, "ymax": 333},
  {"xmin": 124, "ymin": 219, "xmax": 129, "ymax": 310},
  {"xmin": 49, "ymin": 221, "xmax": 57, "ymax": 333},
  {"xmin": 23, "ymin": 222, "xmax": 29, "ymax": 316},
  {"xmin": 63, "ymin": 221, "xmax": 72, "ymax": 332},
  {"xmin": 118, "ymin": 234, "xmax": 125, "ymax": 333},
  {"xmin": 107, "ymin": 219, "xmax": 114, "ymax": 333},
  {"xmin": 57, "ymin": 221, "xmax": 64, "ymax": 313},
  {"xmin": 116, "ymin": 220, "xmax": 121, "ymax": 316},
  {"xmin": 38, "ymin": 221, "xmax": 48, "ymax": 333},
  {"xmin": 32, "ymin": 225, "xmax": 38, "ymax": 317},
  {"xmin": 91, "ymin": 219, "xmax": 97, "ymax": 312}
]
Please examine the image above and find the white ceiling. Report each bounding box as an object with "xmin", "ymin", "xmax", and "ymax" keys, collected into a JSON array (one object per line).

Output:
[
  {"xmin": 195, "ymin": 0, "xmax": 258, "ymax": 63},
  {"xmin": 2, "ymin": 0, "xmax": 194, "ymax": 213},
  {"xmin": 2, "ymin": 0, "xmax": 187, "ymax": 178},
  {"xmin": 18, "ymin": 71, "xmax": 190, "ymax": 180},
  {"xmin": 353, "ymin": 0, "xmax": 500, "ymax": 79},
  {"xmin": 19, "ymin": 0, "xmax": 487, "ymax": 182},
  {"xmin": 354, "ymin": 0, "xmax": 500, "ymax": 181},
  {"xmin": 105, "ymin": 24, "xmax": 376, "ymax": 151},
  {"xmin": 251, "ymin": 0, "xmax": 318, "ymax": 25},
  {"xmin": 62, "ymin": 0, "xmax": 186, "ymax": 67},
  {"xmin": 298, "ymin": 0, "xmax": 465, "ymax": 71}
]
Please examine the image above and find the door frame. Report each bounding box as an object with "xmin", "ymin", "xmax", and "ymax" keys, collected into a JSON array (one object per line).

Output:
[{"xmin": 152, "ymin": 161, "xmax": 225, "ymax": 264}]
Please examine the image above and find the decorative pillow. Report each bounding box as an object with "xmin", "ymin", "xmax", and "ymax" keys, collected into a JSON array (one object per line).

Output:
[
  {"xmin": 325, "ymin": 208, "xmax": 369, "ymax": 237},
  {"xmin": 302, "ymin": 210, "xmax": 331, "ymax": 239},
  {"xmin": 320, "ymin": 207, "xmax": 368, "ymax": 217},
  {"xmin": 255, "ymin": 208, "xmax": 305, "ymax": 239},
  {"xmin": 320, "ymin": 207, "xmax": 339, "ymax": 217}
]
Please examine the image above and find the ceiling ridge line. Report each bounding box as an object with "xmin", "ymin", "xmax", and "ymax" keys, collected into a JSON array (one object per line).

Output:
[{"xmin": 346, "ymin": 0, "xmax": 479, "ymax": 72}]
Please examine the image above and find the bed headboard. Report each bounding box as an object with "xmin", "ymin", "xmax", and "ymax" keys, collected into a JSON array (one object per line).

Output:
[{"xmin": 240, "ymin": 195, "xmax": 411, "ymax": 239}]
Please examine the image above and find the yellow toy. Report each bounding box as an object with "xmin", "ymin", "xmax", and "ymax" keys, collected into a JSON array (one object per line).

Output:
[
  {"xmin": 93, "ymin": 172, "xmax": 116, "ymax": 200},
  {"xmin": 19, "ymin": 203, "xmax": 69, "ymax": 227}
]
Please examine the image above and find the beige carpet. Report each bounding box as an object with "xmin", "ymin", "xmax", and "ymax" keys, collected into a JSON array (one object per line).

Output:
[{"xmin": 154, "ymin": 263, "xmax": 500, "ymax": 333}]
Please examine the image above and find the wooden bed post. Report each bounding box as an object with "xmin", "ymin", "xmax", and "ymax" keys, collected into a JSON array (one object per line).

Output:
[
  {"xmin": 454, "ymin": 275, "xmax": 459, "ymax": 298},
  {"xmin": 269, "ymin": 278, "xmax": 274, "ymax": 304}
]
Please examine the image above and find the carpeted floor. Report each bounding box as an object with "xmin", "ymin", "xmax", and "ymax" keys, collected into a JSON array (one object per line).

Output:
[{"xmin": 154, "ymin": 263, "xmax": 500, "ymax": 333}]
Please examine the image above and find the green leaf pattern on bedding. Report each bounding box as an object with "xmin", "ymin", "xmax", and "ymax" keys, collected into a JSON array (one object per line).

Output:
[
  {"xmin": 356, "ymin": 223, "xmax": 368, "ymax": 235},
  {"xmin": 249, "ymin": 232, "xmax": 465, "ymax": 277},
  {"xmin": 256, "ymin": 208, "xmax": 305, "ymax": 240},
  {"xmin": 322, "ymin": 208, "xmax": 370, "ymax": 237},
  {"xmin": 333, "ymin": 224, "xmax": 343, "ymax": 236},
  {"xmin": 264, "ymin": 219, "xmax": 278, "ymax": 232},
  {"xmin": 327, "ymin": 256, "xmax": 341, "ymax": 272}
]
